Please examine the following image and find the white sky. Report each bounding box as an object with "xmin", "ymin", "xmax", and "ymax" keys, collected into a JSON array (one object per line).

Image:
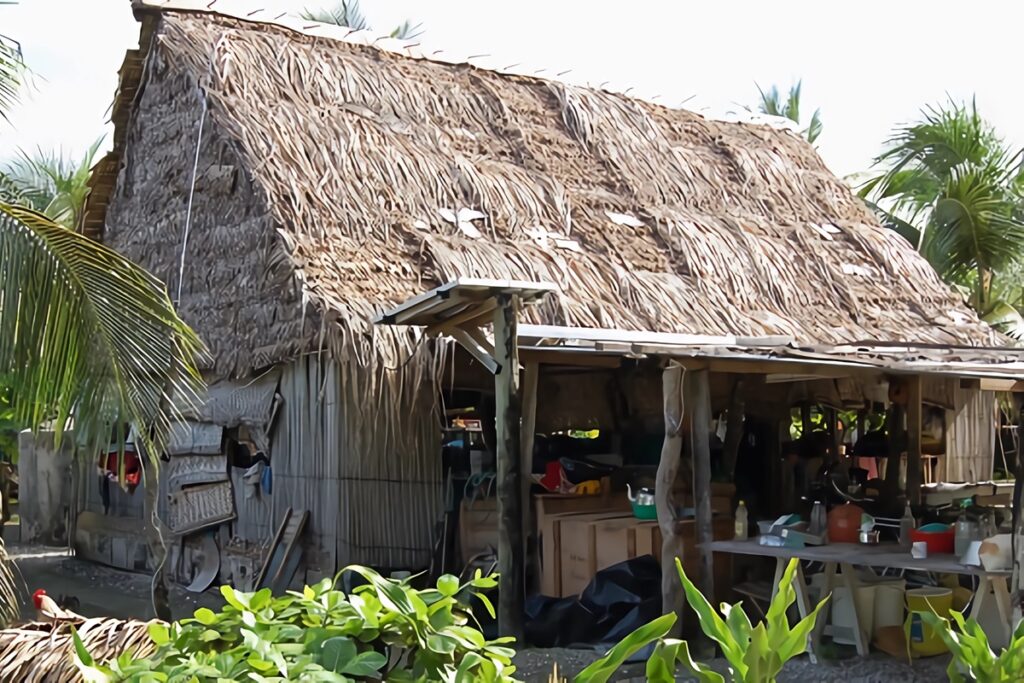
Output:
[{"xmin": 2, "ymin": 0, "xmax": 1024, "ymax": 177}]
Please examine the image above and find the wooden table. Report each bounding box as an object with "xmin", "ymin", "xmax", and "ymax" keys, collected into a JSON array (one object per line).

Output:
[{"xmin": 706, "ymin": 539, "xmax": 1011, "ymax": 658}]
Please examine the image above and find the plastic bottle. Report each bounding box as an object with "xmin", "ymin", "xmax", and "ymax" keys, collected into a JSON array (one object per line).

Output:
[
  {"xmin": 954, "ymin": 499, "xmax": 977, "ymax": 558},
  {"xmin": 899, "ymin": 502, "xmax": 915, "ymax": 551},
  {"xmin": 734, "ymin": 500, "xmax": 749, "ymax": 540},
  {"xmin": 810, "ymin": 501, "xmax": 827, "ymax": 536}
]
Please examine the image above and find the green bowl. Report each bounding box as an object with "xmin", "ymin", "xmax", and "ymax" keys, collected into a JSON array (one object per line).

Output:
[{"xmin": 631, "ymin": 501, "xmax": 657, "ymax": 520}]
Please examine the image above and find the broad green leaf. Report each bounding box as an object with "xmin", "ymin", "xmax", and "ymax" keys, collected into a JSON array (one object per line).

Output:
[
  {"xmin": 147, "ymin": 622, "xmax": 170, "ymax": 646},
  {"xmin": 340, "ymin": 650, "xmax": 387, "ymax": 676},
  {"xmin": 668, "ymin": 638, "xmax": 725, "ymax": 683},
  {"xmin": 574, "ymin": 612, "xmax": 676, "ymax": 683},
  {"xmin": 320, "ymin": 636, "xmax": 357, "ymax": 672},
  {"xmin": 437, "ymin": 574, "xmax": 460, "ymax": 597}
]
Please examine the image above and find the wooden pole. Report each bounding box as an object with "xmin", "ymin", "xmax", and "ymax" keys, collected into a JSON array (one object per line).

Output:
[
  {"xmin": 721, "ymin": 376, "xmax": 746, "ymax": 481},
  {"xmin": 493, "ymin": 294, "xmax": 524, "ymax": 640},
  {"xmin": 906, "ymin": 375, "xmax": 923, "ymax": 506},
  {"xmin": 520, "ymin": 360, "xmax": 539, "ymax": 595},
  {"xmin": 656, "ymin": 364, "xmax": 685, "ymax": 631},
  {"xmin": 688, "ymin": 368, "xmax": 716, "ymax": 607},
  {"xmin": 1011, "ymin": 403, "xmax": 1024, "ymax": 626}
]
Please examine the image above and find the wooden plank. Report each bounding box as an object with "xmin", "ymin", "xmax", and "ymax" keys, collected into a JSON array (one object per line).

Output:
[
  {"xmin": 688, "ymin": 368, "xmax": 716, "ymax": 610},
  {"xmin": 493, "ymin": 293, "xmax": 524, "ymax": 640},
  {"xmin": 521, "ymin": 360, "xmax": 539, "ymax": 594},
  {"xmin": 256, "ymin": 508, "xmax": 292, "ymax": 589},
  {"xmin": 449, "ymin": 327, "xmax": 499, "ymax": 375},
  {"xmin": 657, "ymin": 364, "xmax": 685, "ymax": 633},
  {"xmin": 907, "ymin": 375, "xmax": 923, "ymax": 506},
  {"xmin": 425, "ymin": 300, "xmax": 499, "ymax": 336}
]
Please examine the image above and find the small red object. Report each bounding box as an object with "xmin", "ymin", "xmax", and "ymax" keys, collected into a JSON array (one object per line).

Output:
[
  {"xmin": 910, "ymin": 527, "xmax": 955, "ymax": 555},
  {"xmin": 827, "ymin": 503, "xmax": 864, "ymax": 544}
]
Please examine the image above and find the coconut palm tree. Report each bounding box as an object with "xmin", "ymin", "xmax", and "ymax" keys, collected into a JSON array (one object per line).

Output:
[
  {"xmin": 0, "ymin": 33, "xmax": 21, "ymax": 121},
  {"xmin": 300, "ymin": 1, "xmax": 423, "ymax": 39},
  {"xmin": 0, "ymin": 138, "xmax": 103, "ymax": 228},
  {"xmin": 756, "ymin": 81, "xmax": 823, "ymax": 144},
  {"xmin": 861, "ymin": 100, "xmax": 1024, "ymax": 335},
  {"xmin": 0, "ymin": 29, "xmax": 204, "ymax": 625}
]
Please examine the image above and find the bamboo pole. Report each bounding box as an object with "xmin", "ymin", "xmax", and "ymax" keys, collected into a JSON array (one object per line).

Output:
[
  {"xmin": 688, "ymin": 368, "xmax": 716, "ymax": 606},
  {"xmin": 906, "ymin": 376, "xmax": 923, "ymax": 506}
]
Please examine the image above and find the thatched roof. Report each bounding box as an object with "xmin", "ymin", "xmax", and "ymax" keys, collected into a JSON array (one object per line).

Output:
[{"xmin": 87, "ymin": 2, "xmax": 1009, "ymax": 375}]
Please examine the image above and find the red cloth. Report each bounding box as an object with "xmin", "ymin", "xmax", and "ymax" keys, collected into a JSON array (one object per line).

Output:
[{"xmin": 100, "ymin": 450, "xmax": 141, "ymax": 489}]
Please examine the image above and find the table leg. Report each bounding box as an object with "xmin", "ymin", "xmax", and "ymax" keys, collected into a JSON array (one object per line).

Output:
[
  {"xmin": 810, "ymin": 563, "xmax": 837, "ymax": 653},
  {"xmin": 840, "ymin": 563, "xmax": 870, "ymax": 656},
  {"xmin": 771, "ymin": 557, "xmax": 785, "ymax": 602},
  {"xmin": 970, "ymin": 577, "xmax": 990, "ymax": 621},
  {"xmin": 992, "ymin": 576, "xmax": 1012, "ymax": 629},
  {"xmin": 793, "ymin": 561, "xmax": 819, "ymax": 664}
]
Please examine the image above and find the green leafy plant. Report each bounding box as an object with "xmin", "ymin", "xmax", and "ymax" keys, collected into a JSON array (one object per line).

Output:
[
  {"xmin": 74, "ymin": 567, "xmax": 516, "ymax": 682},
  {"xmin": 575, "ymin": 558, "xmax": 828, "ymax": 683},
  {"xmin": 919, "ymin": 609, "xmax": 1024, "ymax": 682}
]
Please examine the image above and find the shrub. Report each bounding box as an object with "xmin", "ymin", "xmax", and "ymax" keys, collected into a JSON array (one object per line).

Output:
[
  {"xmin": 74, "ymin": 566, "xmax": 516, "ymax": 682},
  {"xmin": 575, "ymin": 557, "xmax": 828, "ymax": 683},
  {"xmin": 919, "ymin": 608, "xmax": 1024, "ymax": 682}
]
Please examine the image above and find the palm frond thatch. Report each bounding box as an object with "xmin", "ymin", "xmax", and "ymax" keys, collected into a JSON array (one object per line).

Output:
[
  {"xmin": 0, "ymin": 202, "xmax": 204, "ymax": 461},
  {"xmin": 0, "ymin": 618, "xmax": 159, "ymax": 682},
  {"xmin": 86, "ymin": 7, "xmax": 1007, "ymax": 386}
]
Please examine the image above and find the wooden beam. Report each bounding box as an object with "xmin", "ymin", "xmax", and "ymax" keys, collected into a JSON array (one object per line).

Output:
[
  {"xmin": 493, "ymin": 293, "xmax": 524, "ymax": 640},
  {"xmin": 687, "ymin": 368, "xmax": 716, "ymax": 611},
  {"xmin": 907, "ymin": 375, "xmax": 923, "ymax": 506},
  {"xmin": 1011, "ymin": 402, "xmax": 1024, "ymax": 626},
  {"xmin": 449, "ymin": 327, "xmax": 499, "ymax": 375},
  {"xmin": 520, "ymin": 360, "xmax": 539, "ymax": 595},
  {"xmin": 519, "ymin": 349, "xmax": 621, "ymax": 368},
  {"xmin": 425, "ymin": 300, "xmax": 499, "ymax": 336},
  {"xmin": 656, "ymin": 364, "xmax": 685, "ymax": 632}
]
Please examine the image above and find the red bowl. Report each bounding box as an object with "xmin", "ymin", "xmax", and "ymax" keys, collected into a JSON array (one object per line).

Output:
[{"xmin": 910, "ymin": 528, "xmax": 955, "ymax": 555}]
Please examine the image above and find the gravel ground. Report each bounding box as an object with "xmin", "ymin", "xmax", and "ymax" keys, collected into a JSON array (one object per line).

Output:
[{"xmin": 513, "ymin": 648, "xmax": 951, "ymax": 682}]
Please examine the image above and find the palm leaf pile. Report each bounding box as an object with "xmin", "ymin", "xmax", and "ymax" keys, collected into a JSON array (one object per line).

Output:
[{"xmin": 0, "ymin": 618, "xmax": 160, "ymax": 682}]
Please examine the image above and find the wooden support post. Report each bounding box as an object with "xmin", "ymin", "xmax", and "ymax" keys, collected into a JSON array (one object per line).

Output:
[
  {"xmin": 721, "ymin": 376, "xmax": 746, "ymax": 481},
  {"xmin": 907, "ymin": 375, "xmax": 923, "ymax": 506},
  {"xmin": 656, "ymin": 364, "xmax": 685, "ymax": 631},
  {"xmin": 1011, "ymin": 403, "xmax": 1024, "ymax": 626},
  {"xmin": 521, "ymin": 360, "xmax": 539, "ymax": 595},
  {"xmin": 688, "ymin": 369, "xmax": 716, "ymax": 609},
  {"xmin": 493, "ymin": 294, "xmax": 524, "ymax": 641}
]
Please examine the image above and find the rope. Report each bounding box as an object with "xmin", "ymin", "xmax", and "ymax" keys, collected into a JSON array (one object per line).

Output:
[{"xmin": 175, "ymin": 94, "xmax": 208, "ymax": 305}]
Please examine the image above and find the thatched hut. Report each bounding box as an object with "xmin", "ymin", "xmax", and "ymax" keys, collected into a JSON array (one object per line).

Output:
[{"xmin": 80, "ymin": 0, "xmax": 1024, "ymax": 599}]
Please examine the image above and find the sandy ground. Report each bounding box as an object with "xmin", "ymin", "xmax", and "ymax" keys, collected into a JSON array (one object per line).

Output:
[{"xmin": 4, "ymin": 543, "xmax": 951, "ymax": 682}]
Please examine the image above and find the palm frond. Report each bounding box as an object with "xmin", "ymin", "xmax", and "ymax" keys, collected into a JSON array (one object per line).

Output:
[
  {"xmin": 1, "ymin": 137, "xmax": 104, "ymax": 229},
  {"xmin": 300, "ymin": 1, "xmax": 368, "ymax": 30},
  {"xmin": 982, "ymin": 301, "xmax": 1024, "ymax": 341},
  {"xmin": 390, "ymin": 20, "xmax": 423, "ymax": 40},
  {"xmin": 804, "ymin": 108, "xmax": 823, "ymax": 144},
  {"xmin": 0, "ymin": 33, "xmax": 23, "ymax": 120},
  {"xmin": 0, "ymin": 202, "xmax": 204, "ymax": 463}
]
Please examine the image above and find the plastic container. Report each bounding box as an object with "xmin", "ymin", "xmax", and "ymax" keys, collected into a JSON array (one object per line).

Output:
[
  {"xmin": 899, "ymin": 503, "xmax": 915, "ymax": 551},
  {"xmin": 955, "ymin": 499, "xmax": 978, "ymax": 558},
  {"xmin": 905, "ymin": 587, "xmax": 952, "ymax": 656},
  {"xmin": 832, "ymin": 583, "xmax": 876, "ymax": 646},
  {"xmin": 872, "ymin": 580, "xmax": 907, "ymax": 638},
  {"xmin": 631, "ymin": 501, "xmax": 657, "ymax": 520},
  {"xmin": 910, "ymin": 526, "xmax": 955, "ymax": 555},
  {"xmin": 827, "ymin": 503, "xmax": 864, "ymax": 544}
]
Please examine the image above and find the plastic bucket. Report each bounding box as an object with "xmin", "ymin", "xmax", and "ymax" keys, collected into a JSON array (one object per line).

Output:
[
  {"xmin": 905, "ymin": 587, "xmax": 952, "ymax": 656},
  {"xmin": 872, "ymin": 580, "xmax": 906, "ymax": 638}
]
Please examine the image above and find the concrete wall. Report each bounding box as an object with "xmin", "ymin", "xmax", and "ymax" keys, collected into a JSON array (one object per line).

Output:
[{"xmin": 18, "ymin": 430, "xmax": 74, "ymax": 545}]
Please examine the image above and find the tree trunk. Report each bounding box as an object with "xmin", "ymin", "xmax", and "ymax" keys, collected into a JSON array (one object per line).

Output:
[
  {"xmin": 493, "ymin": 294, "xmax": 524, "ymax": 641},
  {"xmin": 656, "ymin": 364, "xmax": 685, "ymax": 633},
  {"xmin": 687, "ymin": 369, "xmax": 716, "ymax": 608},
  {"xmin": 142, "ymin": 459, "xmax": 171, "ymax": 621}
]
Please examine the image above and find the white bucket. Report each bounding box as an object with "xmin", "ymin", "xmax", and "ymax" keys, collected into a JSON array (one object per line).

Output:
[{"xmin": 832, "ymin": 583, "xmax": 876, "ymax": 646}]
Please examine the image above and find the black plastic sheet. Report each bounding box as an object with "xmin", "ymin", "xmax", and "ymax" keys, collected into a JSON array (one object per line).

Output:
[{"xmin": 525, "ymin": 555, "xmax": 662, "ymax": 648}]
